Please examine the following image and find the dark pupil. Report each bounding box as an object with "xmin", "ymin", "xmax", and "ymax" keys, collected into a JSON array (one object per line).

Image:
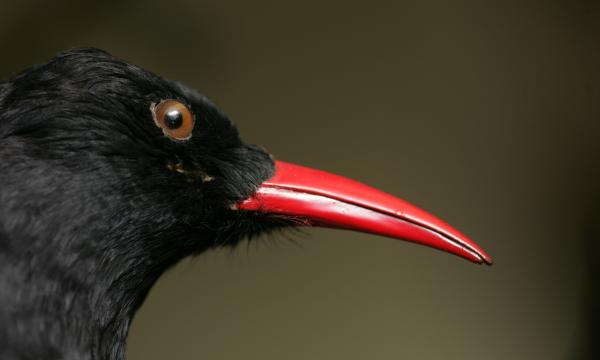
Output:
[{"xmin": 164, "ymin": 110, "xmax": 183, "ymax": 129}]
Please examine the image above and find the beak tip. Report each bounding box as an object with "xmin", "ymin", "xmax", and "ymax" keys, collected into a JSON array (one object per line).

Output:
[{"xmin": 477, "ymin": 252, "xmax": 493, "ymax": 266}]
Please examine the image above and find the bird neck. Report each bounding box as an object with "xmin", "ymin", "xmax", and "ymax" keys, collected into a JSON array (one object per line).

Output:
[
  {"xmin": 0, "ymin": 156, "xmax": 200, "ymax": 360},
  {"xmin": 0, "ymin": 240, "xmax": 168, "ymax": 360}
]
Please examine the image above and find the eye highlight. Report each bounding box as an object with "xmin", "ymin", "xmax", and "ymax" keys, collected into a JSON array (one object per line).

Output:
[{"xmin": 151, "ymin": 100, "xmax": 195, "ymax": 141}]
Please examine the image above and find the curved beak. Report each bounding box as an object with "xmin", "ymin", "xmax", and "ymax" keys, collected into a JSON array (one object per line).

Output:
[{"xmin": 237, "ymin": 161, "xmax": 492, "ymax": 265}]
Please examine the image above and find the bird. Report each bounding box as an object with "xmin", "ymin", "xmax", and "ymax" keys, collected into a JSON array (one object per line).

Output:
[{"xmin": 0, "ymin": 48, "xmax": 492, "ymax": 360}]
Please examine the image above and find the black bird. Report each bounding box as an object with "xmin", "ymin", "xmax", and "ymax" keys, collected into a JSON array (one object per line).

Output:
[{"xmin": 0, "ymin": 48, "xmax": 491, "ymax": 360}]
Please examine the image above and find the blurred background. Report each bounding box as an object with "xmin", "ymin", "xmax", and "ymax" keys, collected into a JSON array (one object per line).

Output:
[{"xmin": 1, "ymin": 0, "xmax": 598, "ymax": 359}]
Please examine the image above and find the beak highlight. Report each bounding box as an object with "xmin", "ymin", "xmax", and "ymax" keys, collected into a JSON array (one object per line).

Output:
[{"xmin": 237, "ymin": 161, "xmax": 492, "ymax": 265}]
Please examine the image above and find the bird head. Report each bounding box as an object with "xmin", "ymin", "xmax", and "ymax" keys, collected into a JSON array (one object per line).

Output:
[
  {"xmin": 1, "ymin": 48, "xmax": 278, "ymax": 262},
  {"xmin": 0, "ymin": 48, "xmax": 490, "ymax": 359}
]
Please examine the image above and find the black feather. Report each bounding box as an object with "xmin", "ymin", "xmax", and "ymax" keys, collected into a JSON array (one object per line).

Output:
[{"xmin": 0, "ymin": 48, "xmax": 288, "ymax": 360}]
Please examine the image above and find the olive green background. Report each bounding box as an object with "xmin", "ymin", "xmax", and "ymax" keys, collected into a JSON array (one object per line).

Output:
[{"xmin": 1, "ymin": 1, "xmax": 598, "ymax": 359}]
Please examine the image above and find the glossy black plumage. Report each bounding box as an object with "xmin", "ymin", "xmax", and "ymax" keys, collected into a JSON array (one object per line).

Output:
[{"xmin": 0, "ymin": 48, "xmax": 284, "ymax": 360}]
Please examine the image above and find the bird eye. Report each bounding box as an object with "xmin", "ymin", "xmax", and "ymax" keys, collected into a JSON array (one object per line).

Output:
[{"xmin": 151, "ymin": 100, "xmax": 195, "ymax": 141}]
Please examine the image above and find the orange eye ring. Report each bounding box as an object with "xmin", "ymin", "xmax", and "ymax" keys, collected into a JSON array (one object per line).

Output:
[{"xmin": 151, "ymin": 99, "xmax": 195, "ymax": 141}]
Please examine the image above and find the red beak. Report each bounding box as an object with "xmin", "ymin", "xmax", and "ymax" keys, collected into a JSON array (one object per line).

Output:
[{"xmin": 238, "ymin": 161, "xmax": 492, "ymax": 265}]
